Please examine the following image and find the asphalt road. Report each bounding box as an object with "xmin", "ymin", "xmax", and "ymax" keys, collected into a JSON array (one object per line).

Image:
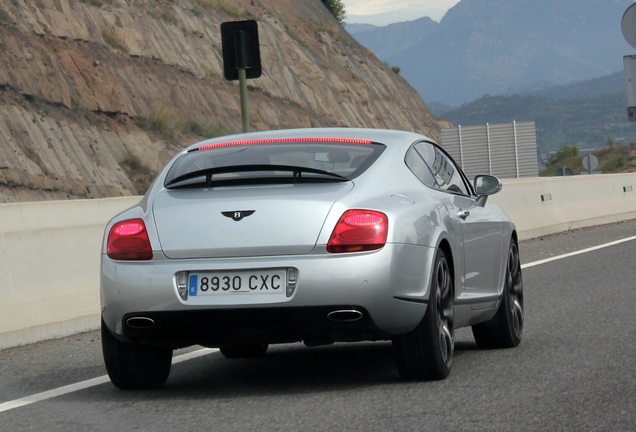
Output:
[{"xmin": 1, "ymin": 220, "xmax": 635, "ymax": 431}]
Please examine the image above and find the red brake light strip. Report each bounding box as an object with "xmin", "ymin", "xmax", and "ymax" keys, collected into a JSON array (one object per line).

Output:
[{"xmin": 197, "ymin": 137, "xmax": 373, "ymax": 151}]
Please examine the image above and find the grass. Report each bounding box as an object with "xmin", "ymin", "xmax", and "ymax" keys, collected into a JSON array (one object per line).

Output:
[
  {"xmin": 121, "ymin": 155, "xmax": 151, "ymax": 175},
  {"xmin": 596, "ymin": 146, "xmax": 635, "ymax": 173},
  {"xmin": 145, "ymin": 108, "xmax": 178, "ymax": 138},
  {"xmin": 316, "ymin": 20, "xmax": 336, "ymax": 37},
  {"xmin": 0, "ymin": 7, "xmax": 10, "ymax": 24},
  {"xmin": 182, "ymin": 119, "xmax": 224, "ymax": 138},
  {"xmin": 314, "ymin": 20, "xmax": 351, "ymax": 47},
  {"xmin": 120, "ymin": 154, "xmax": 155, "ymax": 194},
  {"xmin": 135, "ymin": 107, "xmax": 225, "ymax": 140},
  {"xmin": 102, "ymin": 29, "xmax": 125, "ymax": 50},
  {"xmin": 540, "ymin": 144, "xmax": 636, "ymax": 175},
  {"xmin": 160, "ymin": 10, "xmax": 177, "ymax": 26},
  {"xmin": 192, "ymin": 0, "xmax": 241, "ymax": 17},
  {"xmin": 79, "ymin": 0, "xmax": 103, "ymax": 6},
  {"xmin": 384, "ymin": 61, "xmax": 401, "ymax": 74}
]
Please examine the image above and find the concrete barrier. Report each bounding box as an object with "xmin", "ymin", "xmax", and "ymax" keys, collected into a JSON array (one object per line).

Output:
[
  {"xmin": 1, "ymin": 173, "xmax": 635, "ymax": 350},
  {"xmin": 0, "ymin": 197, "xmax": 139, "ymax": 350},
  {"xmin": 490, "ymin": 173, "xmax": 636, "ymax": 240}
]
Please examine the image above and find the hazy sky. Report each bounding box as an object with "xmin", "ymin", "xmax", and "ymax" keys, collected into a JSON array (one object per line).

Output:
[{"xmin": 342, "ymin": 0, "xmax": 461, "ymax": 26}]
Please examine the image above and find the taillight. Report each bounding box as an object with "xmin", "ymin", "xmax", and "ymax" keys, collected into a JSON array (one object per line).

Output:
[
  {"xmin": 327, "ymin": 210, "xmax": 388, "ymax": 253},
  {"xmin": 197, "ymin": 137, "xmax": 372, "ymax": 151},
  {"xmin": 107, "ymin": 219, "xmax": 153, "ymax": 260}
]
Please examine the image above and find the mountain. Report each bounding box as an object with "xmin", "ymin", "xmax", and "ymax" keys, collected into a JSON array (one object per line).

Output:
[
  {"xmin": 531, "ymin": 71, "xmax": 626, "ymax": 100},
  {"xmin": 347, "ymin": 17, "xmax": 439, "ymax": 60},
  {"xmin": 345, "ymin": 23, "xmax": 378, "ymax": 35},
  {"xmin": 440, "ymin": 71, "xmax": 636, "ymax": 155},
  {"xmin": 350, "ymin": 0, "xmax": 633, "ymax": 106},
  {"xmin": 0, "ymin": 0, "xmax": 440, "ymax": 203}
]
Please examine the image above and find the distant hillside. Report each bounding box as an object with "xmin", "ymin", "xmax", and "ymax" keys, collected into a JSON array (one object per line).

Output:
[
  {"xmin": 531, "ymin": 72, "xmax": 626, "ymax": 100},
  {"xmin": 349, "ymin": 0, "xmax": 632, "ymax": 106},
  {"xmin": 345, "ymin": 23, "xmax": 378, "ymax": 34},
  {"xmin": 347, "ymin": 18, "xmax": 439, "ymax": 60},
  {"xmin": 440, "ymin": 72, "xmax": 636, "ymax": 156}
]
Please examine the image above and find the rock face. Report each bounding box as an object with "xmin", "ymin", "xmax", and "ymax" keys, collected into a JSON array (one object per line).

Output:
[{"xmin": 0, "ymin": 0, "xmax": 440, "ymax": 203}]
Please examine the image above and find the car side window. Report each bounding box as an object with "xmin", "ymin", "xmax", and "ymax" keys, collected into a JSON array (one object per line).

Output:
[
  {"xmin": 413, "ymin": 142, "xmax": 471, "ymax": 195},
  {"xmin": 405, "ymin": 146, "xmax": 437, "ymax": 188}
]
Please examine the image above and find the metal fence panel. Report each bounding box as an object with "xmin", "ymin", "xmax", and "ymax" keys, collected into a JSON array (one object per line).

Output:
[{"xmin": 441, "ymin": 121, "xmax": 538, "ymax": 179}]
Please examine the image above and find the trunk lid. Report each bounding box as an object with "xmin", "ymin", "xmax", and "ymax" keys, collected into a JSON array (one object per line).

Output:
[{"xmin": 152, "ymin": 183, "xmax": 353, "ymax": 259}]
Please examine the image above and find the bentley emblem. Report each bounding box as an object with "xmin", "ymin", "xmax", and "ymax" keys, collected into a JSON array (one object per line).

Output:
[{"xmin": 222, "ymin": 210, "xmax": 255, "ymax": 221}]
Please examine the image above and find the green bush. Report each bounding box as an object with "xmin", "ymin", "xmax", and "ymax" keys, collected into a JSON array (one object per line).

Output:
[
  {"xmin": 321, "ymin": 0, "xmax": 346, "ymax": 24},
  {"xmin": 79, "ymin": 0, "xmax": 103, "ymax": 6},
  {"xmin": 193, "ymin": 0, "xmax": 240, "ymax": 17},
  {"xmin": 549, "ymin": 145, "xmax": 579, "ymax": 164},
  {"xmin": 135, "ymin": 107, "xmax": 224, "ymax": 139}
]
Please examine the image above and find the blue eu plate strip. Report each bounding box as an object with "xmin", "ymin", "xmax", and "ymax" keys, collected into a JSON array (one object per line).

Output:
[{"xmin": 189, "ymin": 275, "xmax": 198, "ymax": 297}]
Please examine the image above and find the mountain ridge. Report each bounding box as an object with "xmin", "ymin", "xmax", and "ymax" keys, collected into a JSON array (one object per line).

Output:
[
  {"xmin": 350, "ymin": 0, "xmax": 632, "ymax": 106},
  {"xmin": 439, "ymin": 71, "xmax": 636, "ymax": 155}
]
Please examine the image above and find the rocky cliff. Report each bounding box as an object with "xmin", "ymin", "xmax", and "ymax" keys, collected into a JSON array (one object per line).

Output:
[{"xmin": 0, "ymin": 0, "xmax": 440, "ymax": 203}]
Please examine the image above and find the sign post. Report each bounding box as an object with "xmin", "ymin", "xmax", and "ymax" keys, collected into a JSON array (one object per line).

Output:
[
  {"xmin": 582, "ymin": 153, "xmax": 599, "ymax": 175},
  {"xmin": 238, "ymin": 67, "xmax": 249, "ymax": 132},
  {"xmin": 624, "ymin": 55, "xmax": 636, "ymax": 121},
  {"xmin": 622, "ymin": 4, "xmax": 636, "ymax": 121},
  {"xmin": 221, "ymin": 20, "xmax": 262, "ymax": 132}
]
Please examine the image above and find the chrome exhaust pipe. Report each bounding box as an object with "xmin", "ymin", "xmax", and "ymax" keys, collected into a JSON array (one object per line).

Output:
[
  {"xmin": 125, "ymin": 316, "xmax": 155, "ymax": 329},
  {"xmin": 327, "ymin": 309, "xmax": 363, "ymax": 323}
]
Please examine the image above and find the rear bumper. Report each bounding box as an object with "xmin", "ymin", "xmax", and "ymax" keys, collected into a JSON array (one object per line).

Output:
[
  {"xmin": 101, "ymin": 243, "xmax": 435, "ymax": 346},
  {"xmin": 121, "ymin": 306, "xmax": 387, "ymax": 348}
]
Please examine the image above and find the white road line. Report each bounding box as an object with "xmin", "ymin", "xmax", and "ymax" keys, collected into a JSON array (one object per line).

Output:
[
  {"xmin": 2, "ymin": 235, "xmax": 636, "ymax": 414},
  {"xmin": 521, "ymin": 235, "xmax": 636, "ymax": 269},
  {"xmin": 0, "ymin": 348, "xmax": 217, "ymax": 414}
]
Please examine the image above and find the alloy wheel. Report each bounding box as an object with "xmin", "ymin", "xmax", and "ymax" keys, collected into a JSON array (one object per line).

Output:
[{"xmin": 436, "ymin": 256, "xmax": 454, "ymax": 368}]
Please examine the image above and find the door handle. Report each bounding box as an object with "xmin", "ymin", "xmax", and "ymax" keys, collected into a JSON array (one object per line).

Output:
[{"xmin": 458, "ymin": 210, "xmax": 470, "ymax": 220}]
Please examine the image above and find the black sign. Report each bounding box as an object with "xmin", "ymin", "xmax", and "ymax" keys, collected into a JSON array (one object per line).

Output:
[{"xmin": 221, "ymin": 20, "xmax": 262, "ymax": 81}]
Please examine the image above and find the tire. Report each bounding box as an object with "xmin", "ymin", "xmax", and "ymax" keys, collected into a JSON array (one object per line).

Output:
[
  {"xmin": 393, "ymin": 248, "xmax": 455, "ymax": 381},
  {"xmin": 472, "ymin": 239, "xmax": 524, "ymax": 349},
  {"xmin": 219, "ymin": 344, "xmax": 269, "ymax": 359},
  {"xmin": 101, "ymin": 319, "xmax": 173, "ymax": 389}
]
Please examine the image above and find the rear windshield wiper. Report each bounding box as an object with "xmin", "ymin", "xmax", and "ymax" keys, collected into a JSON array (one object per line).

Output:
[{"xmin": 165, "ymin": 164, "xmax": 349, "ymax": 188}]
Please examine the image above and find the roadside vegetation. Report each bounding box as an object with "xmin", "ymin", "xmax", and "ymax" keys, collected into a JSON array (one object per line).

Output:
[
  {"xmin": 79, "ymin": 0, "xmax": 103, "ymax": 6},
  {"xmin": 540, "ymin": 141, "xmax": 636, "ymax": 176},
  {"xmin": 383, "ymin": 61, "xmax": 401, "ymax": 74},
  {"xmin": 134, "ymin": 107, "xmax": 225, "ymax": 140},
  {"xmin": 120, "ymin": 153, "xmax": 154, "ymax": 195},
  {"xmin": 321, "ymin": 0, "xmax": 346, "ymax": 24},
  {"xmin": 102, "ymin": 29, "xmax": 125, "ymax": 50},
  {"xmin": 192, "ymin": 0, "xmax": 241, "ymax": 17}
]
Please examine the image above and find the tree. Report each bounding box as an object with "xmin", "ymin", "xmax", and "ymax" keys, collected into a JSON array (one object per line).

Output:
[
  {"xmin": 322, "ymin": 0, "xmax": 346, "ymax": 24},
  {"xmin": 549, "ymin": 145, "xmax": 579, "ymax": 165}
]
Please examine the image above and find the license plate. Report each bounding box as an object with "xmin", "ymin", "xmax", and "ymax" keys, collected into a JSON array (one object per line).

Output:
[{"xmin": 188, "ymin": 269, "xmax": 286, "ymax": 297}]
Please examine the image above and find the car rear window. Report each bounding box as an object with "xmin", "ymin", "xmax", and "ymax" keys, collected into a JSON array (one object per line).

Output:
[{"xmin": 164, "ymin": 139, "xmax": 385, "ymax": 189}]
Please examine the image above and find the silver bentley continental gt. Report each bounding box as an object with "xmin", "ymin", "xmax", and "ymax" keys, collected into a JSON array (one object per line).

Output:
[{"xmin": 100, "ymin": 128, "xmax": 524, "ymax": 389}]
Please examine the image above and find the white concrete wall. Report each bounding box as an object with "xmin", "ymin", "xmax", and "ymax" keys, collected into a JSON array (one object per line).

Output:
[
  {"xmin": 1, "ymin": 173, "xmax": 635, "ymax": 350},
  {"xmin": 490, "ymin": 173, "xmax": 636, "ymax": 240},
  {"xmin": 0, "ymin": 197, "xmax": 139, "ymax": 350}
]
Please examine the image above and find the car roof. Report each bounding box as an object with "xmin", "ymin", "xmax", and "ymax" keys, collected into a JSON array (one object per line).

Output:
[{"xmin": 184, "ymin": 128, "xmax": 433, "ymax": 153}]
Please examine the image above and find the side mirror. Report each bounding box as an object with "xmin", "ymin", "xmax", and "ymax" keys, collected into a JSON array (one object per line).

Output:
[{"xmin": 473, "ymin": 175, "xmax": 502, "ymax": 204}]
